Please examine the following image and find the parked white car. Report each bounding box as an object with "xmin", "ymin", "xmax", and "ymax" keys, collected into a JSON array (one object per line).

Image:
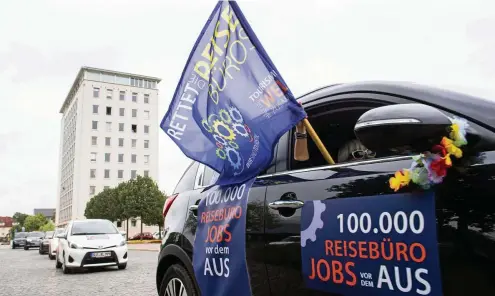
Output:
[
  {"xmin": 48, "ymin": 228, "xmax": 65, "ymax": 260},
  {"xmin": 55, "ymin": 219, "xmax": 128, "ymax": 274}
]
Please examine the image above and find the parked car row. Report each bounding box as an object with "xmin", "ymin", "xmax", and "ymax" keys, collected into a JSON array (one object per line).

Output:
[{"xmin": 12, "ymin": 219, "xmax": 129, "ymax": 274}]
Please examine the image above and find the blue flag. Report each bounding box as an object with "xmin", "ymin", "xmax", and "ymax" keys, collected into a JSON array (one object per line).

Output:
[{"xmin": 160, "ymin": 0, "xmax": 306, "ymax": 185}]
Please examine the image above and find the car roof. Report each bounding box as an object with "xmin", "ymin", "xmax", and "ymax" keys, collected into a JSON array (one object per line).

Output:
[{"xmin": 297, "ymin": 81, "xmax": 495, "ymax": 131}]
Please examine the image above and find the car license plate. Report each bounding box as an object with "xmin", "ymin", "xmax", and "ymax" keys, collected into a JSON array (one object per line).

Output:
[{"xmin": 91, "ymin": 252, "xmax": 111, "ymax": 258}]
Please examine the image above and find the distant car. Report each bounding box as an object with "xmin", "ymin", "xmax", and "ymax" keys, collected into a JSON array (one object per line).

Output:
[
  {"xmin": 129, "ymin": 232, "xmax": 154, "ymax": 240},
  {"xmin": 48, "ymin": 228, "xmax": 65, "ymax": 260},
  {"xmin": 39, "ymin": 231, "xmax": 54, "ymax": 255},
  {"xmin": 55, "ymin": 219, "xmax": 128, "ymax": 274},
  {"xmin": 12, "ymin": 232, "xmax": 28, "ymax": 249},
  {"xmin": 24, "ymin": 232, "xmax": 44, "ymax": 250}
]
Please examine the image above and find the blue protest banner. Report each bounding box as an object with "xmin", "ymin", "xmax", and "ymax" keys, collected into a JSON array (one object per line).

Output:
[
  {"xmin": 193, "ymin": 178, "xmax": 255, "ymax": 296},
  {"xmin": 160, "ymin": 0, "xmax": 306, "ymax": 186},
  {"xmin": 301, "ymin": 192, "xmax": 443, "ymax": 296}
]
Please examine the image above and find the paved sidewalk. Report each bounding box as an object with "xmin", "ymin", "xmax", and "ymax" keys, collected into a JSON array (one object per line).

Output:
[{"xmin": 127, "ymin": 243, "xmax": 160, "ymax": 252}]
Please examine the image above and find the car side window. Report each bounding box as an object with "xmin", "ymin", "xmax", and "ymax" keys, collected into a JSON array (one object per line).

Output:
[
  {"xmin": 203, "ymin": 166, "xmax": 219, "ymax": 186},
  {"xmin": 290, "ymin": 99, "xmax": 409, "ymax": 171},
  {"xmin": 173, "ymin": 162, "xmax": 199, "ymax": 194}
]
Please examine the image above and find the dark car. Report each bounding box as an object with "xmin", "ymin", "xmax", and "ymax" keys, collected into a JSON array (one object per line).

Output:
[
  {"xmin": 155, "ymin": 82, "xmax": 495, "ymax": 296},
  {"xmin": 39, "ymin": 231, "xmax": 54, "ymax": 255},
  {"xmin": 24, "ymin": 231, "xmax": 45, "ymax": 250},
  {"xmin": 12, "ymin": 232, "xmax": 28, "ymax": 249}
]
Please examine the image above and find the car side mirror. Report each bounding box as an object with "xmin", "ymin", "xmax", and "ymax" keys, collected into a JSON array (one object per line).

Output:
[
  {"xmin": 57, "ymin": 234, "xmax": 66, "ymax": 239},
  {"xmin": 120, "ymin": 231, "xmax": 126, "ymax": 237},
  {"xmin": 354, "ymin": 103, "xmax": 452, "ymax": 152}
]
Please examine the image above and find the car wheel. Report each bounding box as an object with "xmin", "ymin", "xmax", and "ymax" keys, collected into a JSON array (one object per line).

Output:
[
  {"xmin": 159, "ymin": 264, "xmax": 198, "ymax": 296},
  {"xmin": 11, "ymin": 244, "xmax": 15, "ymax": 249},
  {"xmin": 24, "ymin": 246, "xmax": 28, "ymax": 251},
  {"xmin": 118, "ymin": 263, "xmax": 127, "ymax": 270},
  {"xmin": 62, "ymin": 253, "xmax": 71, "ymax": 274},
  {"xmin": 38, "ymin": 247, "xmax": 42, "ymax": 254},
  {"xmin": 55, "ymin": 253, "xmax": 62, "ymax": 269}
]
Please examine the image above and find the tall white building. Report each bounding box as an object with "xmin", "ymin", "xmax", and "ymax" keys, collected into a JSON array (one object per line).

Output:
[{"xmin": 56, "ymin": 67, "xmax": 161, "ymax": 226}]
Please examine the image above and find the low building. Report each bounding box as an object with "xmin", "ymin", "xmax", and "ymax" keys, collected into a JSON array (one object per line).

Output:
[
  {"xmin": 0, "ymin": 217, "xmax": 13, "ymax": 239},
  {"xmin": 115, "ymin": 218, "xmax": 158, "ymax": 239},
  {"xmin": 34, "ymin": 209, "xmax": 56, "ymax": 221}
]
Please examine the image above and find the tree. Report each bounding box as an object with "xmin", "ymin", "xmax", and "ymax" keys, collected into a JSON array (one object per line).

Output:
[
  {"xmin": 141, "ymin": 185, "xmax": 167, "ymax": 239},
  {"xmin": 24, "ymin": 214, "xmax": 47, "ymax": 232},
  {"xmin": 12, "ymin": 212, "xmax": 29, "ymax": 226},
  {"xmin": 40, "ymin": 220, "xmax": 55, "ymax": 232}
]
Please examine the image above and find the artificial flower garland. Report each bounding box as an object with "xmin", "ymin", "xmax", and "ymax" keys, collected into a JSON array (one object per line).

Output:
[{"xmin": 389, "ymin": 117, "xmax": 469, "ymax": 191}]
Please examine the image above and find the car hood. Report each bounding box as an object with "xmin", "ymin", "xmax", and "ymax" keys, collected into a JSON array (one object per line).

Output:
[
  {"xmin": 14, "ymin": 238, "xmax": 26, "ymax": 241},
  {"xmin": 68, "ymin": 234, "xmax": 124, "ymax": 248}
]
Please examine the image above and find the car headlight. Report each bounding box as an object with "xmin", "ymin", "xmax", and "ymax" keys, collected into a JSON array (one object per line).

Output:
[
  {"xmin": 69, "ymin": 242, "xmax": 82, "ymax": 249},
  {"xmin": 119, "ymin": 240, "xmax": 127, "ymax": 247},
  {"xmin": 26, "ymin": 239, "xmax": 32, "ymax": 242}
]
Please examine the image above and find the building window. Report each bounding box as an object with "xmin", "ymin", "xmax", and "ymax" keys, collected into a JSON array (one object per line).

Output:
[
  {"xmin": 92, "ymin": 105, "xmax": 99, "ymax": 114},
  {"xmin": 131, "ymin": 124, "xmax": 137, "ymax": 133},
  {"xmin": 132, "ymin": 109, "xmax": 137, "ymax": 118},
  {"xmin": 90, "ymin": 169, "xmax": 96, "ymax": 179},
  {"xmin": 132, "ymin": 93, "xmax": 137, "ymax": 102},
  {"xmin": 131, "ymin": 139, "xmax": 137, "ymax": 148},
  {"xmin": 92, "ymin": 121, "xmax": 98, "ymax": 130},
  {"xmin": 144, "ymin": 125, "xmax": 149, "ymax": 134},
  {"xmin": 105, "ymin": 137, "xmax": 111, "ymax": 146},
  {"xmin": 106, "ymin": 122, "xmax": 112, "ymax": 132},
  {"xmin": 118, "ymin": 170, "xmax": 124, "ymax": 179},
  {"xmin": 105, "ymin": 153, "xmax": 111, "ymax": 162},
  {"xmin": 131, "ymin": 170, "xmax": 137, "ymax": 179},
  {"xmin": 90, "ymin": 152, "xmax": 97, "ymax": 162},
  {"xmin": 144, "ymin": 110, "xmax": 150, "ymax": 120},
  {"xmin": 131, "ymin": 219, "xmax": 137, "ymax": 227},
  {"xmin": 144, "ymin": 140, "xmax": 149, "ymax": 149},
  {"xmin": 106, "ymin": 89, "xmax": 113, "ymax": 99},
  {"xmin": 131, "ymin": 154, "xmax": 137, "ymax": 163},
  {"xmin": 118, "ymin": 154, "xmax": 124, "ymax": 163},
  {"xmin": 144, "ymin": 94, "xmax": 149, "ymax": 104},
  {"xmin": 92, "ymin": 136, "xmax": 97, "ymax": 146},
  {"xmin": 119, "ymin": 108, "xmax": 125, "ymax": 116},
  {"xmin": 119, "ymin": 123, "xmax": 124, "ymax": 132},
  {"xmin": 117, "ymin": 221, "xmax": 122, "ymax": 227},
  {"xmin": 106, "ymin": 106, "xmax": 112, "ymax": 115},
  {"xmin": 90, "ymin": 186, "xmax": 96, "ymax": 195},
  {"xmin": 104, "ymin": 169, "xmax": 110, "ymax": 179},
  {"xmin": 119, "ymin": 91, "xmax": 125, "ymax": 101},
  {"xmin": 118, "ymin": 138, "xmax": 124, "ymax": 147},
  {"xmin": 144, "ymin": 155, "xmax": 149, "ymax": 164},
  {"xmin": 144, "ymin": 170, "xmax": 149, "ymax": 177},
  {"xmin": 93, "ymin": 87, "xmax": 100, "ymax": 98}
]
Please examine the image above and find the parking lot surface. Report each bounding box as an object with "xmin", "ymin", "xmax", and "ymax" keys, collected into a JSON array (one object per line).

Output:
[{"xmin": 0, "ymin": 245, "xmax": 157, "ymax": 296}]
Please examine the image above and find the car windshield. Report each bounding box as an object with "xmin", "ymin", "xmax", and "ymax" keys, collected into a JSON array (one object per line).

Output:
[
  {"xmin": 28, "ymin": 232, "xmax": 44, "ymax": 237},
  {"xmin": 53, "ymin": 229, "xmax": 65, "ymax": 238},
  {"xmin": 44, "ymin": 231, "xmax": 54, "ymax": 238},
  {"xmin": 71, "ymin": 220, "xmax": 118, "ymax": 235},
  {"xmin": 14, "ymin": 232, "xmax": 27, "ymax": 238}
]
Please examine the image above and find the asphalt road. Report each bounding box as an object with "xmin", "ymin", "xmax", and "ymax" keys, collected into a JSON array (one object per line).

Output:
[{"xmin": 0, "ymin": 245, "xmax": 158, "ymax": 296}]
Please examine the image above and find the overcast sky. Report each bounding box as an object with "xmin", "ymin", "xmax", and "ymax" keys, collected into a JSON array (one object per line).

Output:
[{"xmin": 0, "ymin": 0, "xmax": 494, "ymax": 216}]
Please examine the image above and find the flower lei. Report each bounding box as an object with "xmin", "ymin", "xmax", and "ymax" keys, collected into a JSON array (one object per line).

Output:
[{"xmin": 389, "ymin": 117, "xmax": 469, "ymax": 192}]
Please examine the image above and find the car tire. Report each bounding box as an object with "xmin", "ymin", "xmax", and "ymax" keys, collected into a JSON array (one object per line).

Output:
[
  {"xmin": 62, "ymin": 253, "xmax": 71, "ymax": 274},
  {"xmin": 55, "ymin": 253, "xmax": 62, "ymax": 269},
  {"xmin": 159, "ymin": 264, "xmax": 198, "ymax": 296},
  {"xmin": 118, "ymin": 263, "xmax": 127, "ymax": 270},
  {"xmin": 11, "ymin": 244, "xmax": 15, "ymax": 249},
  {"xmin": 24, "ymin": 246, "xmax": 28, "ymax": 251},
  {"xmin": 39, "ymin": 247, "xmax": 42, "ymax": 255}
]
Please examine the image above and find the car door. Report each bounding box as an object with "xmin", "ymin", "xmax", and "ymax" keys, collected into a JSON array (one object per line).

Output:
[
  {"xmin": 57, "ymin": 223, "xmax": 70, "ymax": 257},
  {"xmin": 263, "ymin": 94, "xmax": 495, "ymax": 296},
  {"xmin": 182, "ymin": 163, "xmax": 271, "ymax": 296}
]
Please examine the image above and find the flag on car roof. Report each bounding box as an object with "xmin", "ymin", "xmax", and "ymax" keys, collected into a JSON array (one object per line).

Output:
[{"xmin": 160, "ymin": 0, "xmax": 306, "ymax": 185}]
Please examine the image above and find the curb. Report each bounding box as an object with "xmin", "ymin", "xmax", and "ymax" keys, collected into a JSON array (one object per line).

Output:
[{"xmin": 128, "ymin": 248, "xmax": 159, "ymax": 252}]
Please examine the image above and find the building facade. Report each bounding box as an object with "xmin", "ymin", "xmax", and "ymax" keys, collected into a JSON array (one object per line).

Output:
[
  {"xmin": 34, "ymin": 208, "xmax": 56, "ymax": 221},
  {"xmin": 56, "ymin": 67, "xmax": 161, "ymax": 226},
  {"xmin": 0, "ymin": 217, "xmax": 13, "ymax": 239}
]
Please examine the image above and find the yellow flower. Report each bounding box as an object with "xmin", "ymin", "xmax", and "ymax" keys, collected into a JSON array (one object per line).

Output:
[
  {"xmin": 389, "ymin": 170, "xmax": 411, "ymax": 192},
  {"xmin": 441, "ymin": 137, "xmax": 463, "ymax": 158}
]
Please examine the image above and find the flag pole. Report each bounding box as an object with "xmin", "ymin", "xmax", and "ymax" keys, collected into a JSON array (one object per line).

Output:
[{"xmin": 303, "ymin": 118, "xmax": 336, "ymax": 165}]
